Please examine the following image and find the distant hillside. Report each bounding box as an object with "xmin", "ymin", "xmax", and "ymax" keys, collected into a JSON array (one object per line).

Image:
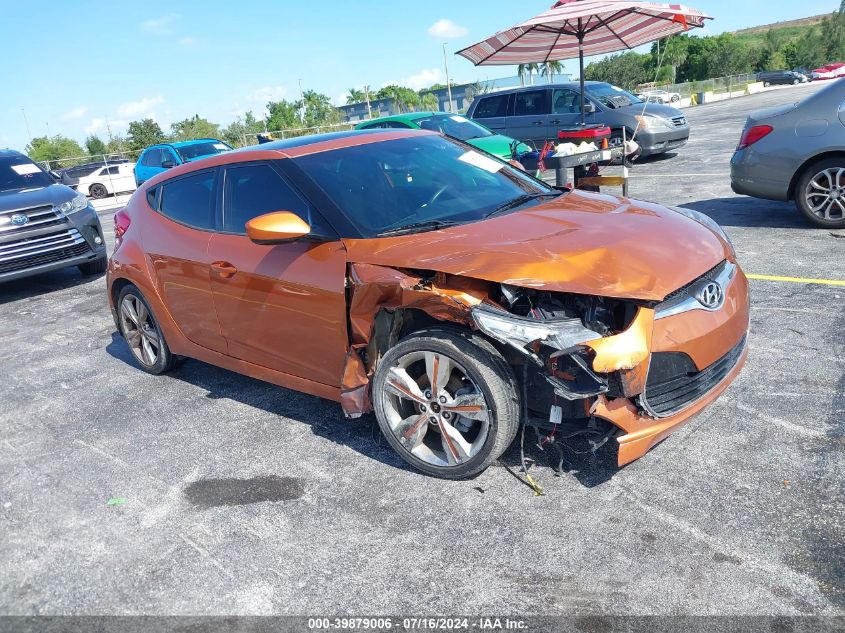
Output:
[{"xmin": 732, "ymin": 14, "xmax": 828, "ymax": 37}]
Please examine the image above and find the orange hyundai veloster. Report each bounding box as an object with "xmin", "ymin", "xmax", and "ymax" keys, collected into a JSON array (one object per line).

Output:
[{"xmin": 107, "ymin": 130, "xmax": 749, "ymax": 479}]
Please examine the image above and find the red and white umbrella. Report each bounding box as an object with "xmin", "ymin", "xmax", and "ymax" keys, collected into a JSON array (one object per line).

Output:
[{"xmin": 457, "ymin": 0, "xmax": 711, "ymax": 124}]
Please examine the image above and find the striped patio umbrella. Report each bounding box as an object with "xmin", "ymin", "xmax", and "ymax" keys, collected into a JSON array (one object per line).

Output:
[{"xmin": 457, "ymin": 0, "xmax": 711, "ymax": 125}]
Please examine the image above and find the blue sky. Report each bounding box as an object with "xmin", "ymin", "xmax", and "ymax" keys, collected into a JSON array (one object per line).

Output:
[{"xmin": 0, "ymin": 0, "xmax": 838, "ymax": 151}]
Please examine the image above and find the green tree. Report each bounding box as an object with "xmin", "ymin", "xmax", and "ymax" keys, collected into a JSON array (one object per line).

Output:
[
  {"xmin": 222, "ymin": 111, "xmax": 266, "ymax": 147},
  {"xmin": 517, "ymin": 63, "xmax": 540, "ymax": 86},
  {"xmin": 540, "ymin": 61, "xmax": 564, "ymax": 83},
  {"xmin": 170, "ymin": 115, "xmax": 221, "ymax": 141},
  {"xmin": 376, "ymin": 85, "xmax": 420, "ymax": 113},
  {"xmin": 764, "ymin": 50, "xmax": 788, "ymax": 71},
  {"xmin": 105, "ymin": 135, "xmax": 126, "ymax": 154},
  {"xmin": 584, "ymin": 52, "xmax": 652, "ymax": 89},
  {"xmin": 265, "ymin": 99, "xmax": 302, "ymax": 131},
  {"xmin": 85, "ymin": 135, "xmax": 107, "ymax": 157},
  {"xmin": 346, "ymin": 88, "xmax": 365, "ymax": 104},
  {"xmin": 26, "ymin": 135, "xmax": 85, "ymax": 165},
  {"xmin": 419, "ymin": 92, "xmax": 439, "ymax": 111},
  {"xmin": 127, "ymin": 118, "xmax": 166, "ymax": 151},
  {"xmin": 301, "ymin": 90, "xmax": 341, "ymax": 127},
  {"xmin": 780, "ymin": 41, "xmax": 800, "ymax": 69}
]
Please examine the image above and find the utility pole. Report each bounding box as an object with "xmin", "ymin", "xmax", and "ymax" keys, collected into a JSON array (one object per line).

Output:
[
  {"xmin": 20, "ymin": 108, "xmax": 32, "ymax": 144},
  {"xmin": 443, "ymin": 43, "xmax": 453, "ymax": 112},
  {"xmin": 298, "ymin": 79, "xmax": 305, "ymax": 124},
  {"xmin": 364, "ymin": 85, "xmax": 372, "ymax": 120}
]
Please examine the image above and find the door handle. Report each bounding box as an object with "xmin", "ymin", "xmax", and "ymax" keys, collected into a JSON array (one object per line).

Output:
[
  {"xmin": 532, "ymin": 121, "xmax": 544, "ymax": 125},
  {"xmin": 211, "ymin": 261, "xmax": 238, "ymax": 278},
  {"xmin": 550, "ymin": 119, "xmax": 561, "ymax": 124}
]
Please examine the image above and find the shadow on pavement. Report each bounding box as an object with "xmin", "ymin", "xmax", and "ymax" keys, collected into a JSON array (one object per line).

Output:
[
  {"xmin": 0, "ymin": 267, "xmax": 104, "ymax": 305},
  {"xmin": 105, "ymin": 331, "xmax": 620, "ymax": 487},
  {"xmin": 680, "ymin": 197, "xmax": 808, "ymax": 229}
]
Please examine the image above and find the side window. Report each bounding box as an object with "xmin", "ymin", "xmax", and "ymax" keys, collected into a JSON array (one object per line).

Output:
[
  {"xmin": 105, "ymin": 166, "xmax": 120, "ymax": 175},
  {"xmin": 146, "ymin": 187, "xmax": 158, "ymax": 210},
  {"xmin": 474, "ymin": 95, "xmax": 508, "ymax": 118},
  {"xmin": 141, "ymin": 149, "xmax": 161, "ymax": 167},
  {"xmin": 159, "ymin": 170, "xmax": 216, "ymax": 230},
  {"xmin": 552, "ymin": 89, "xmax": 580, "ymax": 114},
  {"xmin": 513, "ymin": 90, "xmax": 549, "ymax": 116},
  {"xmin": 223, "ymin": 163, "xmax": 311, "ymax": 234},
  {"xmin": 161, "ymin": 149, "xmax": 178, "ymax": 166}
]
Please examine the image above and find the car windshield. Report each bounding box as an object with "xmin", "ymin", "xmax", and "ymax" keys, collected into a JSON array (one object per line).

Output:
[
  {"xmin": 294, "ymin": 134, "xmax": 558, "ymax": 237},
  {"xmin": 414, "ymin": 114, "xmax": 494, "ymax": 141},
  {"xmin": 589, "ymin": 84, "xmax": 643, "ymax": 109},
  {"xmin": 0, "ymin": 155, "xmax": 54, "ymax": 192},
  {"xmin": 175, "ymin": 141, "xmax": 231, "ymax": 161}
]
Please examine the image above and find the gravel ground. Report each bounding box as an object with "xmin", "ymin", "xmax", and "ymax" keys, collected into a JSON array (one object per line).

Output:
[{"xmin": 0, "ymin": 82, "xmax": 842, "ymax": 618}]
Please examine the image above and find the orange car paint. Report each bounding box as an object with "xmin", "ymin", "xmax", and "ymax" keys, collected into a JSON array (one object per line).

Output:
[{"xmin": 108, "ymin": 132, "xmax": 748, "ymax": 469}]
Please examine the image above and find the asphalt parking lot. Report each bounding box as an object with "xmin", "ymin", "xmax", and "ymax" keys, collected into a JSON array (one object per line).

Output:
[{"xmin": 1, "ymin": 83, "xmax": 843, "ymax": 617}]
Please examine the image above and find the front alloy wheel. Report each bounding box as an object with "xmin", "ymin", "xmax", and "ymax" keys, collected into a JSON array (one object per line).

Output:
[
  {"xmin": 373, "ymin": 329, "xmax": 519, "ymax": 479},
  {"xmin": 796, "ymin": 160, "xmax": 845, "ymax": 228}
]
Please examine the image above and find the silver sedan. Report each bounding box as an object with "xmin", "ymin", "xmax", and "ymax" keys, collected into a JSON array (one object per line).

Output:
[{"xmin": 731, "ymin": 79, "xmax": 845, "ymax": 228}]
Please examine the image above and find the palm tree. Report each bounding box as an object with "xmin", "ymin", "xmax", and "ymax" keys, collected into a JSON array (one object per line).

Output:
[
  {"xmin": 420, "ymin": 92, "xmax": 439, "ymax": 112},
  {"xmin": 346, "ymin": 88, "xmax": 365, "ymax": 105},
  {"xmin": 541, "ymin": 61, "xmax": 564, "ymax": 83},
  {"xmin": 518, "ymin": 63, "xmax": 540, "ymax": 86}
]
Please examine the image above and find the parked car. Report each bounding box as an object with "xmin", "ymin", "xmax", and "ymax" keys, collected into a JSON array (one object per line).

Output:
[
  {"xmin": 57, "ymin": 158, "xmax": 129, "ymax": 188},
  {"xmin": 731, "ymin": 78, "xmax": 845, "ymax": 228},
  {"xmin": 355, "ymin": 112, "xmax": 532, "ymax": 163},
  {"xmin": 757, "ymin": 70, "xmax": 803, "ymax": 87},
  {"xmin": 466, "ymin": 82, "xmax": 689, "ymax": 157},
  {"xmin": 637, "ymin": 89, "xmax": 681, "ymax": 104},
  {"xmin": 76, "ymin": 162, "xmax": 137, "ymax": 199},
  {"xmin": 792, "ymin": 68, "xmax": 812, "ymax": 82},
  {"xmin": 134, "ymin": 139, "xmax": 232, "ymax": 186},
  {"xmin": 811, "ymin": 63, "xmax": 845, "ymax": 80},
  {"xmin": 108, "ymin": 129, "xmax": 747, "ymax": 479},
  {"xmin": 0, "ymin": 150, "xmax": 107, "ymax": 283}
]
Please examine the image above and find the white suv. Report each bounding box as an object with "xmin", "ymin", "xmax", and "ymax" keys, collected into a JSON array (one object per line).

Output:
[{"xmin": 76, "ymin": 163, "xmax": 137, "ymax": 199}]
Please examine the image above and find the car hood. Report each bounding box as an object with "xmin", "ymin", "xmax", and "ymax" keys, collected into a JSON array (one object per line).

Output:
[
  {"xmin": 467, "ymin": 135, "xmax": 531, "ymax": 159},
  {"xmin": 0, "ymin": 184, "xmax": 77, "ymax": 212},
  {"xmin": 343, "ymin": 190, "xmax": 728, "ymax": 302},
  {"xmin": 615, "ymin": 101, "xmax": 683, "ymax": 120}
]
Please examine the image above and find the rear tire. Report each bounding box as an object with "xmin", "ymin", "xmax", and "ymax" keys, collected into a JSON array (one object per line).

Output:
[
  {"xmin": 764, "ymin": 81, "xmax": 771, "ymax": 87},
  {"xmin": 795, "ymin": 158, "xmax": 845, "ymax": 228},
  {"xmin": 117, "ymin": 284, "xmax": 176, "ymax": 374},
  {"xmin": 372, "ymin": 327, "xmax": 519, "ymax": 479},
  {"xmin": 78, "ymin": 255, "xmax": 107, "ymax": 275},
  {"xmin": 670, "ymin": 94, "xmax": 680, "ymax": 103},
  {"xmin": 89, "ymin": 183, "xmax": 108, "ymax": 199}
]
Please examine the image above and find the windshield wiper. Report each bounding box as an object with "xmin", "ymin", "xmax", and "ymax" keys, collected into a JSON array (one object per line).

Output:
[
  {"xmin": 378, "ymin": 219, "xmax": 461, "ymax": 237},
  {"xmin": 485, "ymin": 192, "xmax": 560, "ymax": 219}
]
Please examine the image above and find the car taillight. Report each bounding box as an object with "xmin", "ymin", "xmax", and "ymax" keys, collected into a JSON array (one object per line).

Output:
[
  {"xmin": 737, "ymin": 124, "xmax": 773, "ymax": 150},
  {"xmin": 114, "ymin": 208, "xmax": 130, "ymax": 247}
]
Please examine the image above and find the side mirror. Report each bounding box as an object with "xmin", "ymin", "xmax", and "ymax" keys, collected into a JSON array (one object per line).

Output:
[
  {"xmin": 49, "ymin": 170, "xmax": 62, "ymax": 182},
  {"xmin": 161, "ymin": 160, "xmax": 175, "ymax": 169},
  {"xmin": 584, "ymin": 101, "xmax": 597, "ymax": 114},
  {"xmin": 246, "ymin": 211, "xmax": 311, "ymax": 245}
]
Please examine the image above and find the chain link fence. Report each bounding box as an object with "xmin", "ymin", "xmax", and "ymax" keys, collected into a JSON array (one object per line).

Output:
[{"xmin": 639, "ymin": 73, "xmax": 761, "ymax": 100}]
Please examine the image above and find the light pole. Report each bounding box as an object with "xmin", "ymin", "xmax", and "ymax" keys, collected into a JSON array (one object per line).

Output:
[
  {"xmin": 298, "ymin": 78, "xmax": 305, "ymax": 125},
  {"xmin": 442, "ymin": 43, "xmax": 453, "ymax": 112},
  {"xmin": 20, "ymin": 108, "xmax": 32, "ymax": 144}
]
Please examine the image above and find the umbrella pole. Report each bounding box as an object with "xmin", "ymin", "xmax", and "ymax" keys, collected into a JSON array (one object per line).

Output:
[{"xmin": 578, "ymin": 31, "xmax": 586, "ymax": 127}]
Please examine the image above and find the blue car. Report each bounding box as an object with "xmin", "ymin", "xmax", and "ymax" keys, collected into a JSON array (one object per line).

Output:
[{"xmin": 134, "ymin": 138, "xmax": 232, "ymax": 186}]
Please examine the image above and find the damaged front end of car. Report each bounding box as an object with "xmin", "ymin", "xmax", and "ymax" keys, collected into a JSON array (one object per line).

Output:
[{"xmin": 340, "ymin": 263, "xmax": 666, "ymax": 467}]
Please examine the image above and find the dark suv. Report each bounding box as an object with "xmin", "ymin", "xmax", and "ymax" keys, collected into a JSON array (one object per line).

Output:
[
  {"xmin": 757, "ymin": 71, "xmax": 803, "ymax": 87},
  {"xmin": 0, "ymin": 150, "xmax": 107, "ymax": 283}
]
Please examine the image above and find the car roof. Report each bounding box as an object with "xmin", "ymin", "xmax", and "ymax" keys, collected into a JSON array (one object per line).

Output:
[
  {"xmin": 142, "ymin": 129, "xmax": 435, "ymax": 189},
  {"xmin": 0, "ymin": 149, "xmax": 27, "ymax": 159},
  {"xmin": 362, "ymin": 112, "xmax": 451, "ymax": 125},
  {"xmin": 474, "ymin": 81, "xmax": 608, "ymax": 98},
  {"xmin": 143, "ymin": 138, "xmax": 226, "ymax": 151}
]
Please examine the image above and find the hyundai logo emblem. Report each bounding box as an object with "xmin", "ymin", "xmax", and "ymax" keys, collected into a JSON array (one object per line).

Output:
[
  {"xmin": 696, "ymin": 281, "xmax": 724, "ymax": 309},
  {"xmin": 10, "ymin": 213, "xmax": 29, "ymax": 227}
]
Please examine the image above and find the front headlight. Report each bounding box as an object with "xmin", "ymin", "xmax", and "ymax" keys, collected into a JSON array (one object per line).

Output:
[
  {"xmin": 670, "ymin": 206, "xmax": 734, "ymax": 254},
  {"xmin": 472, "ymin": 305, "xmax": 601, "ymax": 353},
  {"xmin": 635, "ymin": 114, "xmax": 673, "ymax": 131},
  {"xmin": 54, "ymin": 193, "xmax": 89, "ymax": 216}
]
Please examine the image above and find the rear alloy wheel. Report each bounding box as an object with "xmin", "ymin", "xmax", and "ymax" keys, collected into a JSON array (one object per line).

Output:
[
  {"xmin": 796, "ymin": 159, "xmax": 845, "ymax": 228},
  {"xmin": 373, "ymin": 328, "xmax": 519, "ymax": 479},
  {"xmin": 671, "ymin": 94, "xmax": 680, "ymax": 103},
  {"xmin": 764, "ymin": 81, "xmax": 771, "ymax": 87},
  {"xmin": 117, "ymin": 285, "xmax": 175, "ymax": 374},
  {"xmin": 89, "ymin": 183, "xmax": 108, "ymax": 199}
]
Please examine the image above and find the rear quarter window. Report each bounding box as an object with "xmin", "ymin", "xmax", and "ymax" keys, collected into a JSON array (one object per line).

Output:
[{"xmin": 159, "ymin": 170, "xmax": 216, "ymax": 230}]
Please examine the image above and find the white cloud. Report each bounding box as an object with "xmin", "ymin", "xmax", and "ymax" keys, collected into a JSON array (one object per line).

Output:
[
  {"xmin": 179, "ymin": 36, "xmax": 197, "ymax": 47},
  {"xmin": 247, "ymin": 86, "xmax": 286, "ymax": 103},
  {"xmin": 140, "ymin": 14, "xmax": 179, "ymax": 35},
  {"xmin": 403, "ymin": 68, "xmax": 442, "ymax": 91},
  {"xmin": 428, "ymin": 19, "xmax": 468, "ymax": 39},
  {"xmin": 60, "ymin": 106, "xmax": 88, "ymax": 122},
  {"xmin": 85, "ymin": 118, "xmax": 105, "ymax": 135},
  {"xmin": 117, "ymin": 96, "xmax": 165, "ymax": 118}
]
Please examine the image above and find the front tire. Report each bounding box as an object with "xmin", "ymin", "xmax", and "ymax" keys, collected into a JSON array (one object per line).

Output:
[
  {"xmin": 117, "ymin": 285, "xmax": 176, "ymax": 374},
  {"xmin": 89, "ymin": 183, "xmax": 108, "ymax": 199},
  {"xmin": 795, "ymin": 158, "xmax": 845, "ymax": 228},
  {"xmin": 372, "ymin": 328, "xmax": 519, "ymax": 479}
]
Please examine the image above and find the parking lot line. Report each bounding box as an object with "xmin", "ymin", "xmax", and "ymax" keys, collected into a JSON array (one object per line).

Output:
[{"xmin": 746, "ymin": 273, "xmax": 845, "ymax": 287}]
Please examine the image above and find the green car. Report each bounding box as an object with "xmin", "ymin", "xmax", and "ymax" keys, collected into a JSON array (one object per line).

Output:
[{"xmin": 355, "ymin": 112, "xmax": 532, "ymax": 163}]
